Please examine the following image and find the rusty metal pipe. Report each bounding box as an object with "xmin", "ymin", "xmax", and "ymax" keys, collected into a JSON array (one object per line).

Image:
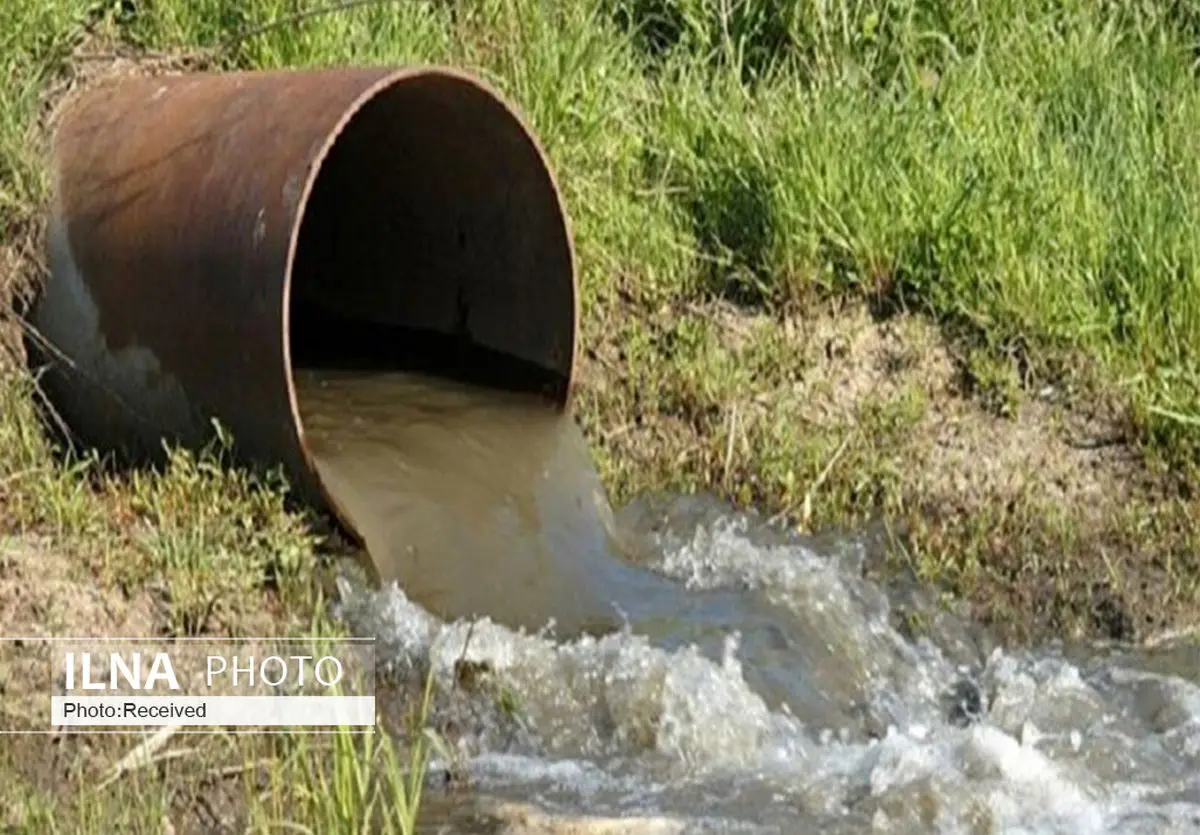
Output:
[{"xmin": 30, "ymin": 66, "xmax": 577, "ymax": 522}]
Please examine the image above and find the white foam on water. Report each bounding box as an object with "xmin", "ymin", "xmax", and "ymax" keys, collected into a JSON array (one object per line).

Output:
[{"xmin": 334, "ymin": 497, "xmax": 1200, "ymax": 834}]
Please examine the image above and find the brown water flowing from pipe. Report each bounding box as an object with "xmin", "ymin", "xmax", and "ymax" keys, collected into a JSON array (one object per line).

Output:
[{"xmin": 294, "ymin": 367, "xmax": 647, "ymax": 635}]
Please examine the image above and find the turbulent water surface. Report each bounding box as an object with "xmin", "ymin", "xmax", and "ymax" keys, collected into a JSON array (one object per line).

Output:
[{"xmin": 298, "ymin": 369, "xmax": 1200, "ymax": 834}]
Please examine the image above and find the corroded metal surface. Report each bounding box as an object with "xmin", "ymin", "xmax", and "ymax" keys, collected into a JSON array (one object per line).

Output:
[{"xmin": 31, "ymin": 66, "xmax": 577, "ymax": 522}]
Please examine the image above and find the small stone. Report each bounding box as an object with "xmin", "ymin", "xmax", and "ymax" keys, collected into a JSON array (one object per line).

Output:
[{"xmin": 943, "ymin": 678, "xmax": 985, "ymax": 727}]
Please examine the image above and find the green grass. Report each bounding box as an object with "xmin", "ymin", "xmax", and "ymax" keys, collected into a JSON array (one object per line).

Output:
[
  {"xmin": 3, "ymin": 684, "xmax": 444, "ymax": 834},
  {"xmin": 4, "ymin": 0, "xmax": 1200, "ymax": 827},
  {"xmin": 6, "ymin": 2, "xmax": 1200, "ymax": 453},
  {"xmin": 11, "ymin": 1, "xmax": 1200, "ymax": 424},
  {"xmin": 250, "ymin": 664, "xmax": 447, "ymax": 835},
  {"xmin": 0, "ymin": 370, "xmax": 447, "ymax": 830}
]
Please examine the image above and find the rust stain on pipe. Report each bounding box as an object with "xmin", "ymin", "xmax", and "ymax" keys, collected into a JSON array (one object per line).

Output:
[{"xmin": 31, "ymin": 66, "xmax": 578, "ymax": 523}]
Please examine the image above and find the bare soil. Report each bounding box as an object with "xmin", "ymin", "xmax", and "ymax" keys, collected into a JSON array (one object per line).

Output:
[
  {"xmin": 785, "ymin": 302, "xmax": 1138, "ymax": 521},
  {"xmin": 578, "ymin": 292, "xmax": 1196, "ymax": 645}
]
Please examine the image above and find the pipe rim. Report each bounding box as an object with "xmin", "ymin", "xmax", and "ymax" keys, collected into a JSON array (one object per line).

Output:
[{"xmin": 279, "ymin": 64, "xmax": 579, "ymax": 529}]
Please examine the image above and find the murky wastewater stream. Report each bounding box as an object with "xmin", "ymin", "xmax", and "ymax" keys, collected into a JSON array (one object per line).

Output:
[{"xmin": 296, "ymin": 369, "xmax": 1200, "ymax": 834}]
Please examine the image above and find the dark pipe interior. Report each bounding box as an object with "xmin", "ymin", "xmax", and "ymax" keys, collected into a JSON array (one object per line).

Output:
[{"xmin": 288, "ymin": 73, "xmax": 575, "ymax": 401}]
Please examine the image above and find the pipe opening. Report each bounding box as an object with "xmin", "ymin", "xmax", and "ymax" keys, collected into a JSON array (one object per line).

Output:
[
  {"xmin": 282, "ymin": 71, "xmax": 622, "ymax": 632},
  {"xmin": 287, "ymin": 70, "xmax": 576, "ymax": 403}
]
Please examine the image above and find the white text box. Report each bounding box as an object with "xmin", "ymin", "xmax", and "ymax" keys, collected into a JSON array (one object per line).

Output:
[{"xmin": 51, "ymin": 695, "xmax": 376, "ymax": 727}]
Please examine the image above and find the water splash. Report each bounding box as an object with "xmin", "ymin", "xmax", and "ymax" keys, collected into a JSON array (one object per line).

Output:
[
  {"xmin": 298, "ymin": 369, "xmax": 1200, "ymax": 833},
  {"xmin": 336, "ymin": 497, "xmax": 1200, "ymax": 834}
]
